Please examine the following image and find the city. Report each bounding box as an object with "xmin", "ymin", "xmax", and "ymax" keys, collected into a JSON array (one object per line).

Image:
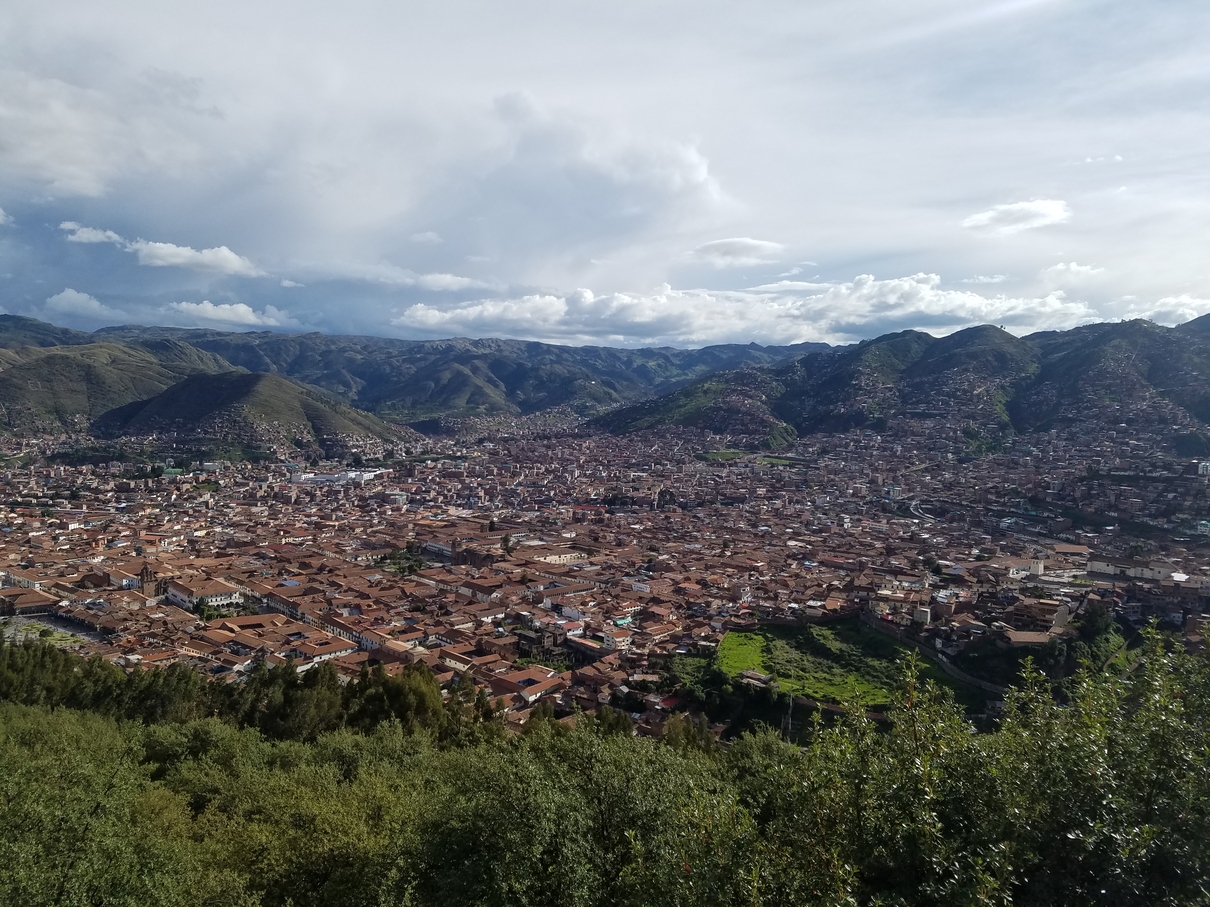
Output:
[
  {"xmin": 4, "ymin": 408, "xmax": 1207, "ymax": 737},
  {"xmin": 3, "ymin": 0, "xmax": 1209, "ymax": 902}
]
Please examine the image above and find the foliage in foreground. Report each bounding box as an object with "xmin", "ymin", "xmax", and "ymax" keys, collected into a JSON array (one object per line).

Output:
[{"xmin": 0, "ymin": 635, "xmax": 1208, "ymax": 907}]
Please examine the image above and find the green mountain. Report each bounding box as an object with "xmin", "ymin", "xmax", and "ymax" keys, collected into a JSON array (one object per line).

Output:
[
  {"xmin": 97, "ymin": 372, "xmax": 400, "ymax": 450},
  {"xmin": 10, "ymin": 313, "xmax": 1210, "ymax": 450},
  {"xmin": 591, "ymin": 368, "xmax": 797, "ymax": 448},
  {"xmin": 0, "ymin": 341, "xmax": 232, "ymax": 434},
  {"xmin": 89, "ymin": 325, "xmax": 830, "ymax": 420},
  {"xmin": 0, "ymin": 316, "xmax": 831, "ymax": 439},
  {"xmin": 1012, "ymin": 319, "xmax": 1210, "ymax": 431},
  {"xmin": 592, "ymin": 321, "xmax": 1210, "ymax": 450},
  {"xmin": 0, "ymin": 314, "xmax": 93, "ymax": 349}
]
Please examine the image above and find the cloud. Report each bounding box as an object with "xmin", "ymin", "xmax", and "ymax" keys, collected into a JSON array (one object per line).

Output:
[
  {"xmin": 60, "ymin": 221, "xmax": 124, "ymax": 244},
  {"xmin": 312, "ymin": 260, "xmax": 491, "ymax": 290},
  {"xmin": 280, "ymin": 279, "xmax": 303, "ymax": 288},
  {"xmin": 1123, "ymin": 294, "xmax": 1210, "ymax": 326},
  {"xmin": 392, "ymin": 272, "xmax": 1098, "ymax": 346},
  {"xmin": 415, "ymin": 273, "xmax": 487, "ymax": 291},
  {"xmin": 44, "ymin": 288, "xmax": 124, "ymax": 320},
  {"xmin": 166, "ymin": 300, "xmax": 297, "ymax": 327},
  {"xmin": 58, "ymin": 221, "xmax": 265, "ymax": 277},
  {"xmin": 1043, "ymin": 261, "xmax": 1104, "ymax": 277},
  {"xmin": 0, "ymin": 208, "xmax": 11, "ymax": 226},
  {"xmin": 6, "ymin": 5, "xmax": 1210, "ymax": 343},
  {"xmin": 961, "ymin": 274, "xmax": 1007, "ymax": 284},
  {"xmin": 0, "ymin": 68, "xmax": 208, "ymax": 197},
  {"xmin": 1041, "ymin": 261, "xmax": 1106, "ymax": 292},
  {"xmin": 403, "ymin": 93, "xmax": 726, "ymax": 283},
  {"xmin": 410, "ymin": 231, "xmax": 442, "ymax": 244},
  {"xmin": 691, "ymin": 237, "xmax": 785, "ymax": 268},
  {"xmin": 129, "ymin": 240, "xmax": 264, "ymax": 276},
  {"xmin": 962, "ymin": 199, "xmax": 1072, "ymax": 235}
]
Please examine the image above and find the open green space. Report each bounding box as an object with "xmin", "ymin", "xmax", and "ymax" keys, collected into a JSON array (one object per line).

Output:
[
  {"xmin": 717, "ymin": 619, "xmax": 985, "ymax": 710},
  {"xmin": 5, "ymin": 621, "xmax": 82, "ymax": 647}
]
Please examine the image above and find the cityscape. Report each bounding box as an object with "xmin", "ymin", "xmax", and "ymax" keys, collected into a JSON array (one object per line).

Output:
[
  {"xmin": 3, "ymin": 352, "xmax": 1209, "ymax": 726},
  {"xmin": 2, "ymin": 0, "xmax": 1209, "ymax": 904}
]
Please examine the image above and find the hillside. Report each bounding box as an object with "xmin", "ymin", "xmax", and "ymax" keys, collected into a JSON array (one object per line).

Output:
[
  {"xmin": 89, "ymin": 324, "xmax": 830, "ymax": 420},
  {"xmin": 1013, "ymin": 319, "xmax": 1210, "ymax": 431},
  {"xmin": 591, "ymin": 368, "xmax": 797, "ymax": 448},
  {"xmin": 0, "ymin": 314, "xmax": 93, "ymax": 349},
  {"xmin": 97, "ymin": 371, "xmax": 400, "ymax": 453},
  {"xmin": 592, "ymin": 321, "xmax": 1210, "ymax": 450},
  {"xmin": 0, "ymin": 316, "xmax": 836, "ymax": 439},
  {"xmin": 0, "ymin": 341, "xmax": 232, "ymax": 434},
  {"xmin": 12, "ymin": 314, "xmax": 1210, "ymax": 449}
]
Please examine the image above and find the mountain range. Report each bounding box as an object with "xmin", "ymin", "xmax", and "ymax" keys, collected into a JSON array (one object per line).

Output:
[
  {"xmin": 0, "ymin": 315, "xmax": 828, "ymax": 444},
  {"xmin": 593, "ymin": 318, "xmax": 1210, "ymax": 451},
  {"xmin": 5, "ymin": 313, "xmax": 1210, "ymax": 454}
]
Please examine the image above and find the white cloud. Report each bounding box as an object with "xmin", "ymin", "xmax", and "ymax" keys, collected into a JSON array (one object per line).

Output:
[
  {"xmin": 1122, "ymin": 294, "xmax": 1210, "ymax": 326},
  {"xmin": 60, "ymin": 221, "xmax": 125, "ymax": 244},
  {"xmin": 128, "ymin": 240, "xmax": 264, "ymax": 276},
  {"xmin": 962, "ymin": 199, "xmax": 1072, "ymax": 235},
  {"xmin": 0, "ymin": 207, "xmax": 11, "ymax": 226},
  {"xmin": 166, "ymin": 300, "xmax": 297, "ymax": 327},
  {"xmin": 401, "ymin": 93, "xmax": 726, "ymax": 284},
  {"xmin": 393, "ymin": 272, "xmax": 1097, "ymax": 346},
  {"xmin": 961, "ymin": 274, "xmax": 1007, "ymax": 284},
  {"xmin": 410, "ymin": 231, "xmax": 442, "ymax": 244},
  {"xmin": 415, "ymin": 273, "xmax": 486, "ymax": 291},
  {"xmin": 691, "ymin": 237, "xmax": 785, "ymax": 268},
  {"xmin": 1041, "ymin": 262, "xmax": 1106, "ymax": 293},
  {"xmin": 1043, "ymin": 261, "xmax": 1104, "ymax": 277},
  {"xmin": 44, "ymin": 287, "xmax": 124, "ymax": 320},
  {"xmin": 58, "ymin": 221, "xmax": 265, "ymax": 277},
  {"xmin": 280, "ymin": 278, "xmax": 303, "ymax": 287},
  {"xmin": 312, "ymin": 260, "xmax": 491, "ymax": 290},
  {"xmin": 0, "ymin": 69, "xmax": 207, "ymax": 197}
]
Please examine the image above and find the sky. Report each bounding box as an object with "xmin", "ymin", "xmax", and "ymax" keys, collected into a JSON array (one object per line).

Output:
[{"xmin": 1, "ymin": 0, "xmax": 1208, "ymax": 348}]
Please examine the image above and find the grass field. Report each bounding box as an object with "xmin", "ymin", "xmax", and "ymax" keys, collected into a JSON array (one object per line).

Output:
[{"xmin": 717, "ymin": 619, "xmax": 986, "ymax": 711}]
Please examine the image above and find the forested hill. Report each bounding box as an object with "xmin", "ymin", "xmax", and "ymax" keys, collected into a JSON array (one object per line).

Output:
[{"xmin": 0, "ymin": 633, "xmax": 1207, "ymax": 907}]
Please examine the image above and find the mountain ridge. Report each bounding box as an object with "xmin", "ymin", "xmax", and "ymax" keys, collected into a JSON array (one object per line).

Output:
[
  {"xmin": 8, "ymin": 314, "xmax": 1210, "ymax": 453},
  {"xmin": 592, "ymin": 320, "xmax": 1210, "ymax": 451},
  {"xmin": 20, "ymin": 317, "xmax": 831, "ymax": 422}
]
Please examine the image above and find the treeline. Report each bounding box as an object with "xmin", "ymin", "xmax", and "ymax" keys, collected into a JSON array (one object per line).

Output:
[
  {"xmin": 1, "ymin": 636, "xmax": 1209, "ymax": 906},
  {"xmin": 0, "ymin": 637, "xmax": 503, "ymax": 745}
]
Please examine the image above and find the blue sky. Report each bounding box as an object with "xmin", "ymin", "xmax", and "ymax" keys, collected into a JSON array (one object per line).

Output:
[{"xmin": 1, "ymin": 0, "xmax": 1208, "ymax": 346}]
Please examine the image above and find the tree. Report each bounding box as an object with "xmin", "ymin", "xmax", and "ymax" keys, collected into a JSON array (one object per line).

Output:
[{"xmin": 1078, "ymin": 599, "xmax": 1113, "ymax": 641}]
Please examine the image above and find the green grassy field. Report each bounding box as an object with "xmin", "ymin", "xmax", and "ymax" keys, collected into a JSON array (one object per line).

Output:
[
  {"xmin": 717, "ymin": 632, "xmax": 767, "ymax": 675},
  {"xmin": 717, "ymin": 619, "xmax": 986, "ymax": 710}
]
